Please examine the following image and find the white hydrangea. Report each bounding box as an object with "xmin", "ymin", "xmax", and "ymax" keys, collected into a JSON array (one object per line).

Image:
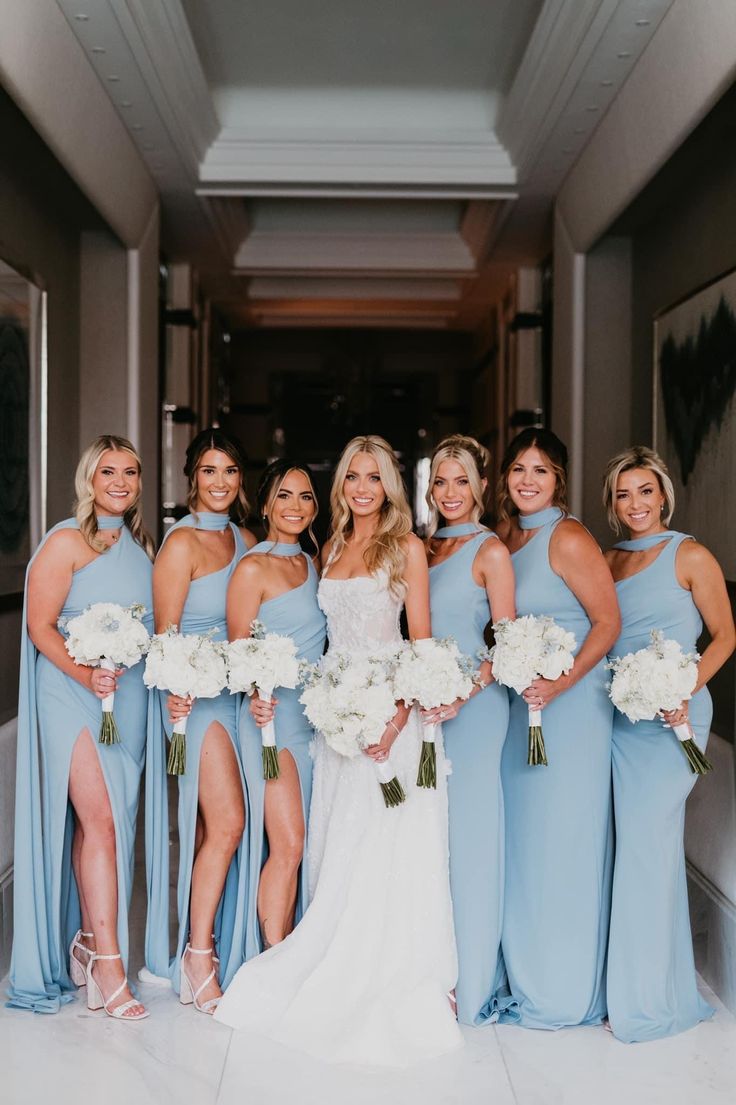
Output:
[
  {"xmin": 608, "ymin": 629, "xmax": 698, "ymax": 723},
  {"xmin": 62, "ymin": 602, "xmax": 150, "ymax": 669},
  {"xmin": 143, "ymin": 626, "xmax": 227, "ymax": 699},
  {"xmin": 485, "ymin": 615, "xmax": 577, "ymax": 694},
  {"xmin": 226, "ymin": 622, "xmax": 300, "ymax": 695},
  {"xmin": 392, "ymin": 637, "xmax": 475, "ymax": 709},
  {"xmin": 299, "ymin": 651, "xmax": 397, "ymax": 758}
]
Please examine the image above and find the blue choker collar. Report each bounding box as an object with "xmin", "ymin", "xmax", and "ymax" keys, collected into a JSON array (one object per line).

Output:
[
  {"xmin": 251, "ymin": 540, "xmax": 304, "ymax": 557},
  {"xmin": 615, "ymin": 531, "xmax": 674, "ymax": 551},
  {"xmin": 95, "ymin": 515, "xmax": 123, "ymax": 531},
  {"xmin": 434, "ymin": 523, "xmax": 485, "ymax": 538},
  {"xmin": 518, "ymin": 506, "xmax": 564, "ymax": 530},
  {"xmin": 194, "ymin": 512, "xmax": 230, "ymax": 532}
]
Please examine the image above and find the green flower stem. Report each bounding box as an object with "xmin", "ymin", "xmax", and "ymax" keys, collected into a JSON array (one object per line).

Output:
[
  {"xmin": 528, "ymin": 725, "xmax": 548, "ymax": 767},
  {"xmin": 167, "ymin": 728, "xmax": 186, "ymax": 776},
  {"xmin": 417, "ymin": 741, "xmax": 437, "ymax": 789},
  {"xmin": 99, "ymin": 710, "xmax": 120, "ymax": 745},
  {"xmin": 379, "ymin": 777, "xmax": 406, "ymax": 808},
  {"xmin": 681, "ymin": 738, "xmax": 713, "ymax": 775},
  {"xmin": 262, "ymin": 744, "xmax": 280, "ymax": 780}
]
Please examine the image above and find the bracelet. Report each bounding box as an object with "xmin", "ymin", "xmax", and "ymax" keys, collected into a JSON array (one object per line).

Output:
[
  {"xmin": 388, "ymin": 720, "xmax": 401, "ymax": 738},
  {"xmin": 476, "ymin": 679, "xmax": 489, "ymax": 690}
]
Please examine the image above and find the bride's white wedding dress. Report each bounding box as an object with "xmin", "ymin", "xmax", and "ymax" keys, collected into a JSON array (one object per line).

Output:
[{"xmin": 215, "ymin": 570, "xmax": 461, "ymax": 1067}]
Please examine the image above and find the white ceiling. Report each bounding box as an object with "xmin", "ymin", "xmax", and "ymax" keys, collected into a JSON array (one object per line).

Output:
[{"xmin": 57, "ymin": 0, "xmax": 675, "ymax": 329}]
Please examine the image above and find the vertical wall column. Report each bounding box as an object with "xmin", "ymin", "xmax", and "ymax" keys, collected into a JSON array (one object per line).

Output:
[
  {"xmin": 551, "ymin": 209, "xmax": 585, "ymax": 517},
  {"xmin": 162, "ymin": 263, "xmax": 198, "ymax": 524}
]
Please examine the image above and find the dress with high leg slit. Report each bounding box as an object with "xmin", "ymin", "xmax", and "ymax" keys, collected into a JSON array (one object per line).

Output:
[
  {"xmin": 237, "ymin": 541, "xmax": 326, "ymax": 960},
  {"xmin": 143, "ymin": 513, "xmax": 248, "ymax": 993},
  {"xmin": 7, "ymin": 519, "xmax": 152, "ymax": 1013},
  {"xmin": 606, "ymin": 530, "xmax": 713, "ymax": 1042}
]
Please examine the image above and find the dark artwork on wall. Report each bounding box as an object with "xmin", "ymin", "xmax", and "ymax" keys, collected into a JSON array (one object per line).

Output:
[
  {"xmin": 0, "ymin": 320, "xmax": 30, "ymax": 554},
  {"xmin": 654, "ymin": 267, "xmax": 736, "ymax": 743}
]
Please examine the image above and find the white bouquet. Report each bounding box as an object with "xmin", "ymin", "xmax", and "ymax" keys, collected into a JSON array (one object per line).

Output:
[
  {"xmin": 482, "ymin": 615, "xmax": 577, "ymax": 766},
  {"xmin": 226, "ymin": 619, "xmax": 300, "ymax": 780},
  {"xmin": 299, "ymin": 649, "xmax": 406, "ymax": 807},
  {"xmin": 143, "ymin": 627, "xmax": 228, "ymax": 775},
  {"xmin": 393, "ymin": 637, "xmax": 476, "ymax": 788},
  {"xmin": 62, "ymin": 602, "xmax": 150, "ymax": 744},
  {"xmin": 607, "ymin": 629, "xmax": 711, "ymax": 774}
]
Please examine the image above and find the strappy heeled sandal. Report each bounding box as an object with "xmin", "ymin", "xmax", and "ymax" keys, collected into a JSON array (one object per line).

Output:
[
  {"xmin": 69, "ymin": 929, "xmax": 94, "ymax": 987},
  {"xmin": 86, "ymin": 953, "xmax": 149, "ymax": 1020},
  {"xmin": 180, "ymin": 944, "xmax": 221, "ymax": 1014}
]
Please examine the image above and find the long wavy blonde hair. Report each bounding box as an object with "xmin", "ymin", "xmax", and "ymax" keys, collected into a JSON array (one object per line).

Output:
[
  {"xmin": 425, "ymin": 434, "xmax": 490, "ymax": 538},
  {"xmin": 328, "ymin": 435, "xmax": 412, "ymax": 595},
  {"xmin": 74, "ymin": 435, "xmax": 155, "ymax": 559}
]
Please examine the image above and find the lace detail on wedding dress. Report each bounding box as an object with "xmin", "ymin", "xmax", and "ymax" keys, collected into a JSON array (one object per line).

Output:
[{"xmin": 215, "ymin": 570, "xmax": 461, "ymax": 1067}]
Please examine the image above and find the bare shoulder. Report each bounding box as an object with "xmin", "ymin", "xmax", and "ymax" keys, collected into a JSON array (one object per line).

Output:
[
  {"xmin": 676, "ymin": 538, "xmax": 722, "ymax": 576},
  {"xmin": 402, "ymin": 532, "xmax": 426, "ymax": 563},
  {"xmin": 239, "ymin": 526, "xmax": 258, "ymax": 550},
  {"xmin": 33, "ymin": 527, "xmax": 85, "ymax": 570},
  {"xmin": 321, "ymin": 537, "xmax": 334, "ymax": 565},
  {"xmin": 156, "ymin": 526, "xmax": 197, "ymax": 565},
  {"xmin": 231, "ymin": 551, "xmax": 265, "ymax": 585},
  {"xmin": 551, "ymin": 516, "xmax": 601, "ymax": 557},
  {"xmin": 475, "ymin": 533, "xmax": 511, "ymax": 568}
]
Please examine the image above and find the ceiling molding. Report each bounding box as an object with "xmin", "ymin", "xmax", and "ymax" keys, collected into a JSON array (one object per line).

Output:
[
  {"xmin": 200, "ymin": 133, "xmax": 517, "ymax": 189},
  {"xmin": 247, "ymin": 277, "xmax": 464, "ymax": 302},
  {"xmin": 233, "ymin": 231, "xmax": 476, "ymax": 275}
]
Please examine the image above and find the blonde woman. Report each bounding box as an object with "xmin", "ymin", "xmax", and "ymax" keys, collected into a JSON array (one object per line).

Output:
[
  {"xmin": 217, "ymin": 435, "xmax": 461, "ymax": 1066},
  {"xmin": 8, "ymin": 436, "xmax": 154, "ymax": 1019},
  {"xmin": 424, "ymin": 434, "xmax": 515, "ymax": 1025},
  {"xmin": 603, "ymin": 446, "xmax": 734, "ymax": 1042}
]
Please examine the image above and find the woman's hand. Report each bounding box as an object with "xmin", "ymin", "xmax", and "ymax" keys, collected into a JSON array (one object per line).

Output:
[
  {"xmin": 168, "ymin": 693, "xmax": 193, "ymax": 722},
  {"xmin": 250, "ymin": 694, "xmax": 277, "ymax": 729},
  {"xmin": 421, "ymin": 697, "xmax": 465, "ymax": 725},
  {"xmin": 86, "ymin": 665, "xmax": 122, "ymax": 700},
  {"xmin": 363, "ymin": 720, "xmax": 401, "ymax": 763},
  {"xmin": 661, "ymin": 702, "xmax": 690, "ymax": 730},
  {"xmin": 522, "ymin": 671, "xmax": 572, "ymax": 710}
]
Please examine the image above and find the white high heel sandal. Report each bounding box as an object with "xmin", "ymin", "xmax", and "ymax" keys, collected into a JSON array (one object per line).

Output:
[
  {"xmin": 180, "ymin": 944, "xmax": 221, "ymax": 1014},
  {"xmin": 68, "ymin": 930, "xmax": 94, "ymax": 987},
  {"xmin": 86, "ymin": 953, "xmax": 150, "ymax": 1020}
]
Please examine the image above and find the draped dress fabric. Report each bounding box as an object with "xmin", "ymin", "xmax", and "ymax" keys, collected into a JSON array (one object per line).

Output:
[
  {"xmin": 238, "ymin": 541, "xmax": 326, "ymax": 961},
  {"xmin": 499, "ymin": 508, "xmax": 614, "ymax": 1029},
  {"xmin": 606, "ymin": 530, "xmax": 714, "ymax": 1042},
  {"xmin": 429, "ymin": 524, "xmax": 511, "ymax": 1025},
  {"xmin": 144, "ymin": 514, "xmax": 248, "ymax": 993},
  {"xmin": 216, "ymin": 569, "xmax": 461, "ymax": 1067},
  {"xmin": 7, "ymin": 519, "xmax": 152, "ymax": 1013}
]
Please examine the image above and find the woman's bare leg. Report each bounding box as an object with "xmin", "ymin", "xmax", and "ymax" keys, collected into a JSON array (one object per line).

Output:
[{"xmin": 258, "ymin": 750, "xmax": 305, "ymax": 948}]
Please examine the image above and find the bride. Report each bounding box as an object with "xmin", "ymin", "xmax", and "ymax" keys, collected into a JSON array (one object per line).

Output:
[{"xmin": 215, "ymin": 435, "xmax": 461, "ymax": 1066}]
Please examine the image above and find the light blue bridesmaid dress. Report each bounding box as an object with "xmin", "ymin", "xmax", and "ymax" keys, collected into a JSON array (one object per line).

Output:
[
  {"xmin": 429, "ymin": 523, "xmax": 511, "ymax": 1026},
  {"xmin": 237, "ymin": 541, "xmax": 326, "ymax": 960},
  {"xmin": 607, "ymin": 530, "xmax": 713, "ymax": 1042},
  {"xmin": 144, "ymin": 512, "xmax": 248, "ymax": 993},
  {"xmin": 7, "ymin": 516, "xmax": 152, "ymax": 1013},
  {"xmin": 499, "ymin": 505, "xmax": 614, "ymax": 1029}
]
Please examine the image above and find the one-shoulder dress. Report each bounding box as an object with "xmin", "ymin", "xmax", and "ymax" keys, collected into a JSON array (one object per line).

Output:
[
  {"xmin": 144, "ymin": 513, "xmax": 248, "ymax": 993},
  {"xmin": 606, "ymin": 530, "xmax": 714, "ymax": 1042},
  {"xmin": 429, "ymin": 525, "xmax": 512, "ymax": 1025},
  {"xmin": 237, "ymin": 541, "xmax": 326, "ymax": 960},
  {"xmin": 8, "ymin": 520, "xmax": 152, "ymax": 1013},
  {"xmin": 499, "ymin": 508, "xmax": 614, "ymax": 1028}
]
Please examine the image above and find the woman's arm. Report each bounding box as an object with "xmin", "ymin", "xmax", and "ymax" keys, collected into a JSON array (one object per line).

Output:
[
  {"xmin": 525, "ymin": 520, "xmax": 621, "ymax": 708},
  {"xmin": 678, "ymin": 541, "xmax": 736, "ymax": 692},
  {"xmin": 403, "ymin": 533, "xmax": 431, "ymax": 640},
  {"xmin": 152, "ymin": 530, "xmax": 195, "ymax": 633},
  {"xmin": 26, "ymin": 531, "xmax": 116, "ymax": 699},
  {"xmin": 227, "ymin": 557, "xmax": 264, "ymax": 640}
]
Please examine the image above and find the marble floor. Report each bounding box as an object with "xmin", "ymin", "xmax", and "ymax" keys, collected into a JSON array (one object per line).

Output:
[{"xmin": 1, "ymin": 970, "xmax": 734, "ymax": 1105}]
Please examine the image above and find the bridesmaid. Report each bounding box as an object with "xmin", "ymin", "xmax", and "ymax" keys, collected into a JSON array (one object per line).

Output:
[
  {"xmin": 602, "ymin": 446, "xmax": 735, "ymax": 1042},
  {"xmin": 145, "ymin": 428, "xmax": 256, "ymax": 1013},
  {"xmin": 423, "ymin": 435, "xmax": 515, "ymax": 1025},
  {"xmin": 227, "ymin": 459, "xmax": 326, "ymax": 957},
  {"xmin": 496, "ymin": 427, "xmax": 620, "ymax": 1029},
  {"xmin": 8, "ymin": 435, "xmax": 154, "ymax": 1018}
]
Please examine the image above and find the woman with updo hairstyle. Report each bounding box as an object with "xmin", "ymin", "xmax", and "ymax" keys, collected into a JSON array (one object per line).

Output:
[
  {"xmin": 225, "ymin": 458, "xmax": 326, "ymax": 957},
  {"xmin": 216, "ymin": 435, "xmax": 461, "ymax": 1065},
  {"xmin": 9, "ymin": 435, "xmax": 153, "ymax": 1019},
  {"xmin": 424, "ymin": 434, "xmax": 515, "ymax": 1025},
  {"xmin": 495, "ymin": 427, "xmax": 620, "ymax": 1030},
  {"xmin": 602, "ymin": 445, "xmax": 734, "ymax": 1042},
  {"xmin": 144, "ymin": 427, "xmax": 256, "ymax": 1014}
]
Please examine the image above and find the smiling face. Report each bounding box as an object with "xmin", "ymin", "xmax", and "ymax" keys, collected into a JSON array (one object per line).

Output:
[
  {"xmin": 506, "ymin": 447, "xmax": 558, "ymax": 515},
  {"xmin": 614, "ymin": 467, "xmax": 666, "ymax": 536},
  {"xmin": 194, "ymin": 449, "xmax": 241, "ymax": 514},
  {"xmin": 432, "ymin": 458, "xmax": 480, "ymax": 526},
  {"xmin": 266, "ymin": 468, "xmax": 317, "ymax": 541},
  {"xmin": 343, "ymin": 451, "xmax": 387, "ymax": 519},
  {"xmin": 92, "ymin": 449, "xmax": 140, "ymax": 516}
]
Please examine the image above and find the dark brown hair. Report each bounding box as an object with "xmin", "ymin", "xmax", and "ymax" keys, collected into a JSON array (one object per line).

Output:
[
  {"xmin": 184, "ymin": 427, "xmax": 250, "ymax": 524},
  {"xmin": 496, "ymin": 428, "xmax": 568, "ymax": 523}
]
